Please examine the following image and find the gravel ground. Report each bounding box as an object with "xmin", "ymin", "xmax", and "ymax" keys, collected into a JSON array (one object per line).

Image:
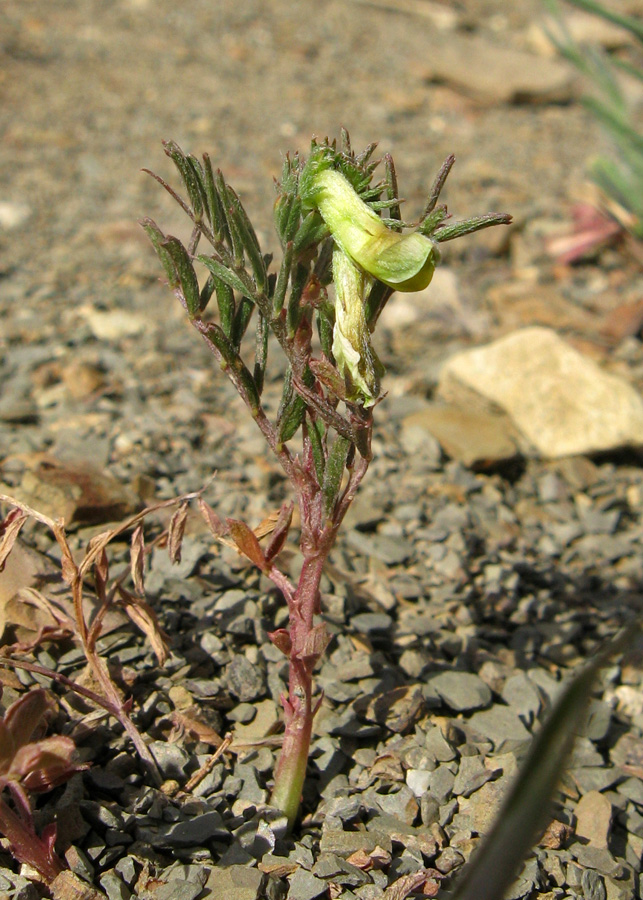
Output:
[{"xmin": 1, "ymin": 1, "xmax": 643, "ymax": 899}]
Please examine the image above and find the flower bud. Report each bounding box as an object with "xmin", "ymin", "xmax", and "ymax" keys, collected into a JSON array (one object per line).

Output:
[{"xmin": 301, "ymin": 164, "xmax": 438, "ymax": 291}]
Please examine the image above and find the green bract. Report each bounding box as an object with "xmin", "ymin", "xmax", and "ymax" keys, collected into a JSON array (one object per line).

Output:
[{"xmin": 301, "ymin": 166, "xmax": 438, "ymax": 291}]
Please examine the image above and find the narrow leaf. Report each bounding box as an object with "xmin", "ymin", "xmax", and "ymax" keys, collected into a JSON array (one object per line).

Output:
[
  {"xmin": 434, "ymin": 213, "xmax": 512, "ymax": 243},
  {"xmin": 278, "ymin": 393, "xmax": 307, "ymax": 443},
  {"xmin": 140, "ymin": 218, "xmax": 178, "ymax": 287},
  {"xmin": 231, "ymin": 295, "xmax": 255, "ymax": 347},
  {"xmin": 293, "ymin": 210, "xmax": 328, "ymax": 252},
  {"xmin": 202, "ymin": 153, "xmax": 230, "ymax": 244},
  {"xmin": 254, "ymin": 312, "xmax": 269, "ymax": 395},
  {"xmin": 421, "ymin": 154, "xmax": 455, "ymax": 219},
  {"xmin": 306, "ymin": 416, "xmax": 326, "ymax": 486},
  {"xmin": 323, "ymin": 434, "xmax": 350, "ymax": 514},
  {"xmin": 273, "ymin": 242, "xmax": 293, "ymax": 316},
  {"xmin": 198, "ymin": 255, "xmax": 249, "ymax": 297},
  {"xmin": 215, "ymin": 171, "xmax": 245, "ymax": 265},
  {"xmin": 162, "ymin": 237, "xmax": 200, "ymax": 317},
  {"xmin": 198, "ymin": 275, "xmax": 216, "ymax": 314},
  {"xmin": 228, "ymin": 186, "xmax": 268, "ymax": 291},
  {"xmin": 163, "ymin": 140, "xmax": 204, "ymax": 220}
]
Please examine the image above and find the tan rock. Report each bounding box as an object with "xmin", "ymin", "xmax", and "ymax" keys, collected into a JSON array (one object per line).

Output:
[
  {"xmin": 416, "ymin": 32, "xmax": 575, "ymax": 104},
  {"xmin": 575, "ymin": 790, "xmax": 613, "ymax": 848},
  {"xmin": 402, "ymin": 403, "xmax": 519, "ymax": 467},
  {"xmin": 438, "ymin": 327, "xmax": 643, "ymax": 458}
]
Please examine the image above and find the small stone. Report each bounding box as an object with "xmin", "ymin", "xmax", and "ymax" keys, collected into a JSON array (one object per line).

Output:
[
  {"xmin": 154, "ymin": 881, "xmax": 204, "ymax": 900},
  {"xmin": 287, "ymin": 868, "xmax": 328, "ymax": 900},
  {"xmin": 346, "ymin": 531, "xmax": 414, "ymax": 566},
  {"xmin": 372, "ymin": 785, "xmax": 419, "ymax": 825},
  {"xmin": 406, "ymin": 768, "xmax": 432, "ymax": 797},
  {"xmin": 320, "ymin": 830, "xmax": 393, "ymax": 857},
  {"xmin": 79, "ymin": 305, "xmax": 147, "ymax": 340},
  {"xmin": 453, "ymin": 755, "xmax": 497, "ymax": 798},
  {"xmin": 98, "ymin": 872, "xmax": 131, "ymax": 900},
  {"xmin": 234, "ymin": 698, "xmax": 280, "ymax": 740},
  {"xmin": 148, "ymin": 741, "xmax": 191, "ymax": 780},
  {"xmin": 312, "ymin": 854, "xmax": 371, "ymax": 886},
  {"xmin": 427, "ymin": 671, "xmax": 492, "ymax": 712},
  {"xmin": 467, "ymin": 705, "xmax": 531, "ymax": 750},
  {"xmin": 429, "ymin": 765, "xmax": 455, "ymax": 804},
  {"xmin": 435, "ymin": 846, "xmax": 465, "ymax": 874},
  {"xmin": 575, "ymin": 791, "xmax": 613, "ymax": 849},
  {"xmin": 226, "ymin": 654, "xmax": 266, "ymax": 702},
  {"xmin": 204, "ymin": 866, "xmax": 266, "ymax": 900},
  {"xmin": 350, "ymin": 612, "xmax": 393, "ymax": 634},
  {"xmin": 582, "ymin": 869, "xmax": 607, "ymax": 900},
  {"xmin": 137, "ymin": 810, "xmax": 227, "ymax": 848},
  {"xmin": 458, "ymin": 779, "xmax": 507, "ymax": 834},
  {"xmin": 425, "ymin": 727, "xmax": 457, "ymax": 762},
  {"xmin": 501, "ymin": 671, "xmax": 542, "ymax": 726},
  {"xmin": 0, "ymin": 200, "xmax": 31, "ymax": 229},
  {"xmin": 354, "ymin": 685, "xmax": 425, "ymax": 733}
]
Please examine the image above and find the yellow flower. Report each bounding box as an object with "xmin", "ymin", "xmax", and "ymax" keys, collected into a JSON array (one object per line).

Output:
[{"xmin": 301, "ymin": 166, "xmax": 437, "ymax": 291}]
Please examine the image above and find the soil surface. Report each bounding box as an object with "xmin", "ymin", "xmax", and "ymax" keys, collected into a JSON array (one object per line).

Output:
[{"xmin": 1, "ymin": 1, "xmax": 643, "ymax": 899}]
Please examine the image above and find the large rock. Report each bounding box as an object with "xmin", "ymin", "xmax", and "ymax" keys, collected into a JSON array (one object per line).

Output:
[{"xmin": 438, "ymin": 327, "xmax": 643, "ymax": 458}]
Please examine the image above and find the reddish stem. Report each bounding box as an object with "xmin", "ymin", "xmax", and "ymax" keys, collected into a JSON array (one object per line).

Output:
[
  {"xmin": 270, "ymin": 547, "xmax": 328, "ymax": 826},
  {"xmin": 0, "ymin": 795, "xmax": 63, "ymax": 883}
]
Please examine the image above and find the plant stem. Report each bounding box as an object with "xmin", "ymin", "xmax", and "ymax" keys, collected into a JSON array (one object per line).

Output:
[{"xmin": 270, "ymin": 549, "xmax": 325, "ymax": 827}]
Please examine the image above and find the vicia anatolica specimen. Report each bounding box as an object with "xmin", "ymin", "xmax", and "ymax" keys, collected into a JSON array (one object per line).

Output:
[{"xmin": 143, "ymin": 131, "xmax": 511, "ymax": 827}]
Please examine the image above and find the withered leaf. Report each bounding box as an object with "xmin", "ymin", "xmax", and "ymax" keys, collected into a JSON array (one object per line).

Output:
[
  {"xmin": 170, "ymin": 709, "xmax": 224, "ymax": 747},
  {"xmin": 382, "ymin": 870, "xmax": 442, "ymax": 900},
  {"xmin": 168, "ymin": 501, "xmax": 189, "ymax": 564},
  {"xmin": 268, "ymin": 628, "xmax": 292, "ymax": 657},
  {"xmin": 252, "ymin": 508, "xmax": 283, "ymax": 541},
  {"xmin": 227, "ymin": 518, "xmax": 268, "ymax": 572},
  {"xmin": 198, "ymin": 498, "xmax": 226, "ymax": 539},
  {"xmin": 4, "ymin": 689, "xmax": 53, "ymax": 750},
  {"xmin": 116, "ymin": 586, "xmax": 169, "ymax": 666},
  {"xmin": 130, "ymin": 524, "xmax": 145, "ymax": 594},
  {"xmin": 0, "ymin": 508, "xmax": 27, "ymax": 572},
  {"xmin": 264, "ymin": 502, "xmax": 293, "ymax": 563},
  {"xmin": 13, "ymin": 735, "xmax": 84, "ymax": 792},
  {"xmin": 346, "ymin": 846, "xmax": 392, "ymax": 871}
]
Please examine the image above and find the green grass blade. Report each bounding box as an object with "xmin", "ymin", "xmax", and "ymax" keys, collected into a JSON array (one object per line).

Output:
[{"xmin": 451, "ymin": 622, "xmax": 641, "ymax": 900}]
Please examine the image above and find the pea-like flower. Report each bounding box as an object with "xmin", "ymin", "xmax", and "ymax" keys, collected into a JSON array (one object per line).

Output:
[
  {"xmin": 300, "ymin": 163, "xmax": 438, "ymax": 292},
  {"xmin": 300, "ymin": 155, "xmax": 439, "ymax": 406},
  {"xmin": 332, "ymin": 248, "xmax": 385, "ymax": 407}
]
